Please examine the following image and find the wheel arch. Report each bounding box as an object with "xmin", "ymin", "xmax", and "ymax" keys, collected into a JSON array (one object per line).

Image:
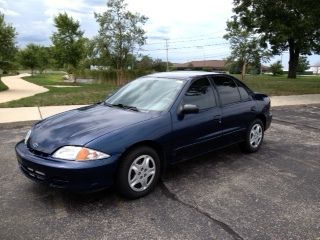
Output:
[
  {"xmin": 121, "ymin": 140, "xmax": 167, "ymax": 175},
  {"xmin": 256, "ymin": 113, "xmax": 266, "ymax": 130}
]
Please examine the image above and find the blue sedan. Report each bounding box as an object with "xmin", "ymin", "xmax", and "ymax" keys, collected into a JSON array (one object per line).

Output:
[{"xmin": 16, "ymin": 71, "xmax": 272, "ymax": 199}]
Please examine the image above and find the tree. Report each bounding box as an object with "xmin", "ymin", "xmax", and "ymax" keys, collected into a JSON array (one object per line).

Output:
[
  {"xmin": 51, "ymin": 13, "xmax": 85, "ymax": 81},
  {"xmin": 0, "ymin": 13, "xmax": 17, "ymax": 76},
  {"xmin": 137, "ymin": 55, "xmax": 153, "ymax": 70},
  {"xmin": 152, "ymin": 59, "xmax": 167, "ymax": 72},
  {"xmin": 224, "ymin": 20, "xmax": 270, "ymax": 80},
  {"xmin": 226, "ymin": 59, "xmax": 242, "ymax": 74},
  {"xmin": 270, "ymin": 61, "xmax": 283, "ymax": 76},
  {"xmin": 18, "ymin": 44, "xmax": 39, "ymax": 75},
  {"xmin": 230, "ymin": 0, "xmax": 320, "ymax": 78},
  {"xmin": 297, "ymin": 56, "xmax": 310, "ymax": 73},
  {"xmin": 18, "ymin": 44, "xmax": 52, "ymax": 75},
  {"xmin": 95, "ymin": 0, "xmax": 148, "ymax": 85},
  {"xmin": 37, "ymin": 46, "xmax": 52, "ymax": 73}
]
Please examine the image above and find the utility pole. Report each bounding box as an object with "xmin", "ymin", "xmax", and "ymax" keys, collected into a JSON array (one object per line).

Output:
[{"xmin": 165, "ymin": 39, "xmax": 169, "ymax": 71}]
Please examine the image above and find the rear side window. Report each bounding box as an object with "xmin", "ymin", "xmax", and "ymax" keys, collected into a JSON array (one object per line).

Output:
[
  {"xmin": 184, "ymin": 78, "xmax": 216, "ymax": 109},
  {"xmin": 212, "ymin": 77, "xmax": 241, "ymax": 105},
  {"xmin": 237, "ymin": 83, "xmax": 250, "ymax": 101},
  {"xmin": 234, "ymin": 78, "xmax": 253, "ymax": 101}
]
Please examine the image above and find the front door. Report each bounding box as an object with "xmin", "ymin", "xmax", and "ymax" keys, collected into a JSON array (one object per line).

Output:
[{"xmin": 171, "ymin": 77, "xmax": 222, "ymax": 162}]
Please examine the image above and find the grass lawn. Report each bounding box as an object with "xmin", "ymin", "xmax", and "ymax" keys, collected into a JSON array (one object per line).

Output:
[
  {"xmin": 0, "ymin": 74, "xmax": 117, "ymax": 108},
  {"xmin": 0, "ymin": 78, "xmax": 8, "ymax": 92},
  {"xmin": 234, "ymin": 74, "xmax": 320, "ymax": 96},
  {"xmin": 0, "ymin": 73, "xmax": 319, "ymax": 108}
]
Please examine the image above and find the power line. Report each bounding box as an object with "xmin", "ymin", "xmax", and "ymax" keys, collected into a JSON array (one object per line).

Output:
[
  {"xmin": 166, "ymin": 45, "xmax": 230, "ymax": 54},
  {"xmin": 145, "ymin": 36, "xmax": 225, "ymax": 46},
  {"xmin": 172, "ymin": 53, "xmax": 229, "ymax": 62},
  {"xmin": 140, "ymin": 42, "xmax": 229, "ymax": 52},
  {"xmin": 170, "ymin": 32, "xmax": 223, "ymax": 39}
]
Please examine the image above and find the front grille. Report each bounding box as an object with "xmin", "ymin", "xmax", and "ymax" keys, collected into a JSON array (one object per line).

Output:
[
  {"xmin": 20, "ymin": 164, "xmax": 46, "ymax": 181},
  {"xmin": 28, "ymin": 147, "xmax": 49, "ymax": 157}
]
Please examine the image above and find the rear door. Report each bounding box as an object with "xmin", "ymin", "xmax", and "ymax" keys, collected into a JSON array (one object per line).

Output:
[{"xmin": 211, "ymin": 75, "xmax": 256, "ymax": 144}]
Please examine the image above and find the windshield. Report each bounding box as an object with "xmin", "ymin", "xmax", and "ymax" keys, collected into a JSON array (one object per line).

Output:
[{"xmin": 105, "ymin": 77, "xmax": 185, "ymax": 112}]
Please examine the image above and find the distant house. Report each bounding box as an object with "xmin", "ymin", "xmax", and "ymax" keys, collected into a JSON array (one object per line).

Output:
[
  {"xmin": 90, "ymin": 65, "xmax": 109, "ymax": 70},
  {"xmin": 309, "ymin": 65, "xmax": 320, "ymax": 74},
  {"xmin": 260, "ymin": 65, "xmax": 270, "ymax": 73},
  {"xmin": 173, "ymin": 60, "xmax": 226, "ymax": 71},
  {"xmin": 173, "ymin": 60, "xmax": 270, "ymax": 74}
]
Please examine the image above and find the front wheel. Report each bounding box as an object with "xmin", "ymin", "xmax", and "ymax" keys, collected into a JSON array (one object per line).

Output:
[
  {"xmin": 116, "ymin": 146, "xmax": 160, "ymax": 199},
  {"xmin": 240, "ymin": 119, "xmax": 264, "ymax": 153}
]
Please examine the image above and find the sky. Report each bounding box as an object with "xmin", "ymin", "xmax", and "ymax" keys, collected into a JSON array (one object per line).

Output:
[{"xmin": 1, "ymin": 0, "xmax": 319, "ymax": 68}]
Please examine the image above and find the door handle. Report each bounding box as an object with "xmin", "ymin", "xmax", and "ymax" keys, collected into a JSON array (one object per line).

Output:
[
  {"xmin": 251, "ymin": 106, "xmax": 257, "ymax": 112},
  {"xmin": 213, "ymin": 115, "xmax": 222, "ymax": 124}
]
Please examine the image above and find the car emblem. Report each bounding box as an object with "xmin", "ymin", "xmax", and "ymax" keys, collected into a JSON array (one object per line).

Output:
[{"xmin": 33, "ymin": 143, "xmax": 39, "ymax": 148}]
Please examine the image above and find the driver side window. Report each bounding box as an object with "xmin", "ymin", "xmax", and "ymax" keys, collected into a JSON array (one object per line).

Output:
[{"xmin": 183, "ymin": 78, "xmax": 216, "ymax": 110}]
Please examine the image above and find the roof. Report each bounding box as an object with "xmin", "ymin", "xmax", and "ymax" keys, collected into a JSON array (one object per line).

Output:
[
  {"xmin": 173, "ymin": 60, "xmax": 226, "ymax": 69},
  {"xmin": 146, "ymin": 71, "xmax": 220, "ymax": 80}
]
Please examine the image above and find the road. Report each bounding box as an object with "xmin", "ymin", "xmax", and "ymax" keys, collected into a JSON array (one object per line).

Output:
[{"xmin": 0, "ymin": 105, "xmax": 319, "ymax": 240}]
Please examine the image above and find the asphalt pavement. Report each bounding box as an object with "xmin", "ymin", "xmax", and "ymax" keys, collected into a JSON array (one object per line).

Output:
[{"xmin": 0, "ymin": 105, "xmax": 319, "ymax": 240}]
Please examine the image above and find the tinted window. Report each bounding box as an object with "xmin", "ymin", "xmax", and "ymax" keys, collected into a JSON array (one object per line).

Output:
[
  {"xmin": 184, "ymin": 78, "xmax": 216, "ymax": 109},
  {"xmin": 213, "ymin": 77, "xmax": 241, "ymax": 105},
  {"xmin": 237, "ymin": 84, "xmax": 250, "ymax": 100}
]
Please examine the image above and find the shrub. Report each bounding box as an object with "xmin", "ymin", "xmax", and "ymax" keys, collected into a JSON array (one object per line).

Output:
[
  {"xmin": 270, "ymin": 61, "xmax": 283, "ymax": 76},
  {"xmin": 74, "ymin": 69, "xmax": 154, "ymax": 84}
]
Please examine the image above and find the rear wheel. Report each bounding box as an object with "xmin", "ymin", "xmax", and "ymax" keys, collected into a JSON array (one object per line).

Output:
[
  {"xmin": 116, "ymin": 146, "xmax": 160, "ymax": 199},
  {"xmin": 240, "ymin": 119, "xmax": 264, "ymax": 153}
]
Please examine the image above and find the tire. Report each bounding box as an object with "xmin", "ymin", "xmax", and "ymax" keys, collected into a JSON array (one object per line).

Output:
[
  {"xmin": 240, "ymin": 119, "xmax": 264, "ymax": 153},
  {"xmin": 116, "ymin": 146, "xmax": 160, "ymax": 199}
]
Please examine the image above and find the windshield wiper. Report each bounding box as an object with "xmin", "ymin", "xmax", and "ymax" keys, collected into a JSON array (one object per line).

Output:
[{"xmin": 106, "ymin": 103, "xmax": 140, "ymax": 112}]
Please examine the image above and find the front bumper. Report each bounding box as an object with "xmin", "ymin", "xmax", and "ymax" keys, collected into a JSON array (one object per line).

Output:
[{"xmin": 15, "ymin": 141, "xmax": 120, "ymax": 191}]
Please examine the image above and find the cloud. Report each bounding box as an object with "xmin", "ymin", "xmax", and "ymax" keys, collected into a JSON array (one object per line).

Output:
[
  {"xmin": 0, "ymin": 0, "xmax": 233, "ymax": 62},
  {"xmin": 42, "ymin": 0, "xmax": 105, "ymax": 37},
  {"xmin": 0, "ymin": 0, "xmax": 20, "ymax": 16},
  {"xmin": 43, "ymin": 0, "xmax": 105, "ymax": 21},
  {"xmin": 18, "ymin": 34, "xmax": 48, "ymax": 43},
  {"xmin": 0, "ymin": 8, "xmax": 20, "ymax": 16}
]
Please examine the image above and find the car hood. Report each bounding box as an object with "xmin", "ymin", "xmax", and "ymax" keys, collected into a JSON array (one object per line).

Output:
[{"xmin": 28, "ymin": 104, "xmax": 156, "ymax": 154}]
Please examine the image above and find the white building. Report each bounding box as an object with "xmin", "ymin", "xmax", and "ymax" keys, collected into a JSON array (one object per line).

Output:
[{"xmin": 309, "ymin": 65, "xmax": 320, "ymax": 74}]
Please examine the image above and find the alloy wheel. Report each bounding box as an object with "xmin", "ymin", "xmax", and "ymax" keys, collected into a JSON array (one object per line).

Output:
[
  {"xmin": 128, "ymin": 155, "xmax": 156, "ymax": 192},
  {"xmin": 250, "ymin": 123, "xmax": 263, "ymax": 148}
]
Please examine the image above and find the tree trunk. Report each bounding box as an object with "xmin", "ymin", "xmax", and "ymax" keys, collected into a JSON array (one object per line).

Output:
[
  {"xmin": 288, "ymin": 39, "xmax": 300, "ymax": 79},
  {"xmin": 241, "ymin": 61, "xmax": 247, "ymax": 80},
  {"xmin": 116, "ymin": 69, "xmax": 121, "ymax": 86},
  {"xmin": 116, "ymin": 67, "xmax": 125, "ymax": 86}
]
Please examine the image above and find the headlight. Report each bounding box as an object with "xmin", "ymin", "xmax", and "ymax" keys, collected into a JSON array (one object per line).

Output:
[
  {"xmin": 52, "ymin": 146, "xmax": 110, "ymax": 161},
  {"xmin": 24, "ymin": 129, "xmax": 32, "ymax": 144}
]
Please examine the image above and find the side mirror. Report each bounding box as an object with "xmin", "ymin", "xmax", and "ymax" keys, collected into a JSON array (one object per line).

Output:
[{"xmin": 180, "ymin": 104, "xmax": 199, "ymax": 115}]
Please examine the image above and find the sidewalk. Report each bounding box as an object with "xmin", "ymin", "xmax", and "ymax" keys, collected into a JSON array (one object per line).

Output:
[
  {"xmin": 270, "ymin": 94, "xmax": 320, "ymax": 107},
  {"xmin": 0, "ymin": 105, "xmax": 86, "ymax": 123},
  {"xmin": 0, "ymin": 74, "xmax": 48, "ymax": 103},
  {"xmin": 0, "ymin": 94, "xmax": 320, "ymax": 123}
]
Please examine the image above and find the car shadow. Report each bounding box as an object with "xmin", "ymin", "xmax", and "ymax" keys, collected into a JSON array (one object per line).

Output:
[{"xmin": 163, "ymin": 144, "xmax": 245, "ymax": 182}]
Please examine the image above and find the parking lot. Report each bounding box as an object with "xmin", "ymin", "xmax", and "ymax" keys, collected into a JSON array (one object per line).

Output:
[{"xmin": 0, "ymin": 104, "xmax": 319, "ymax": 240}]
